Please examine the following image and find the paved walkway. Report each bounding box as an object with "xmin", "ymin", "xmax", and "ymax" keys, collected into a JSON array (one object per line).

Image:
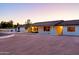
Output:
[{"xmin": 0, "ymin": 32, "xmax": 79, "ymax": 55}]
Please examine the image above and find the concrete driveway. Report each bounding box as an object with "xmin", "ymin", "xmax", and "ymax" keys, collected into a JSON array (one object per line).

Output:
[{"xmin": 0, "ymin": 32, "xmax": 79, "ymax": 55}]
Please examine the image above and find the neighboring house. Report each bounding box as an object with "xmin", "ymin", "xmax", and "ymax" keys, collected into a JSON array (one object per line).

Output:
[
  {"xmin": 18, "ymin": 25, "xmax": 26, "ymax": 32},
  {"xmin": 27, "ymin": 20, "xmax": 79, "ymax": 35}
]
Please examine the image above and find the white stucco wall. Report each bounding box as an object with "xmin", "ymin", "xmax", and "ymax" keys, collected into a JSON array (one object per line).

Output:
[
  {"xmin": 20, "ymin": 27, "xmax": 26, "ymax": 32},
  {"xmin": 8, "ymin": 27, "xmax": 25, "ymax": 32},
  {"xmin": 50, "ymin": 26, "xmax": 79, "ymax": 35},
  {"xmin": 38, "ymin": 26, "xmax": 50, "ymax": 35},
  {"xmin": 63, "ymin": 26, "xmax": 79, "ymax": 35},
  {"xmin": 50, "ymin": 26, "xmax": 56, "ymax": 35},
  {"xmin": 37, "ymin": 26, "xmax": 57, "ymax": 35},
  {"xmin": 37, "ymin": 26, "xmax": 79, "ymax": 35}
]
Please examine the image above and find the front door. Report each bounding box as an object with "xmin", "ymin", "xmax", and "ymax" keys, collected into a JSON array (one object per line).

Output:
[{"xmin": 55, "ymin": 26, "xmax": 63, "ymax": 35}]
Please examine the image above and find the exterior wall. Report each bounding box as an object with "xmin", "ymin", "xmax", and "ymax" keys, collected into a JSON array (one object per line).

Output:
[
  {"xmin": 37, "ymin": 26, "xmax": 57, "ymax": 35},
  {"xmin": 50, "ymin": 26, "xmax": 56, "ymax": 35},
  {"xmin": 27, "ymin": 25, "xmax": 79, "ymax": 35},
  {"xmin": 50, "ymin": 26, "xmax": 79, "ymax": 35},
  {"xmin": 30, "ymin": 26, "xmax": 59, "ymax": 35},
  {"xmin": 38, "ymin": 26, "xmax": 51, "ymax": 35},
  {"xmin": 9, "ymin": 27, "xmax": 25, "ymax": 32},
  {"xmin": 20, "ymin": 27, "xmax": 26, "ymax": 32},
  {"xmin": 63, "ymin": 26, "xmax": 79, "ymax": 35},
  {"xmin": 50, "ymin": 26, "xmax": 63, "ymax": 35},
  {"xmin": 0, "ymin": 27, "xmax": 26, "ymax": 32}
]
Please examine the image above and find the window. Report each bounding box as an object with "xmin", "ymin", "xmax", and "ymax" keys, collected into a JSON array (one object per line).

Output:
[
  {"xmin": 44, "ymin": 26, "xmax": 50, "ymax": 31},
  {"xmin": 31, "ymin": 26, "xmax": 38, "ymax": 33},
  {"xmin": 67, "ymin": 26, "xmax": 75, "ymax": 32}
]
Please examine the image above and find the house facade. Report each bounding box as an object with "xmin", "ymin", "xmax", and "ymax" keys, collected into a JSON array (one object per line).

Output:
[
  {"xmin": 61, "ymin": 20, "xmax": 79, "ymax": 35},
  {"xmin": 27, "ymin": 20, "xmax": 79, "ymax": 36}
]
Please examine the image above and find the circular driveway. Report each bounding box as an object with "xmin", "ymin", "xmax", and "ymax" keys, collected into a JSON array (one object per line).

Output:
[
  {"xmin": 0, "ymin": 32, "xmax": 15, "ymax": 39},
  {"xmin": 0, "ymin": 32, "xmax": 79, "ymax": 55}
]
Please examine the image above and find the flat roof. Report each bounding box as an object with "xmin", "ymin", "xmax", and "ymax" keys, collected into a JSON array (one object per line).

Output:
[
  {"xmin": 33, "ymin": 20, "xmax": 64, "ymax": 26},
  {"xmin": 33, "ymin": 20, "xmax": 79, "ymax": 26}
]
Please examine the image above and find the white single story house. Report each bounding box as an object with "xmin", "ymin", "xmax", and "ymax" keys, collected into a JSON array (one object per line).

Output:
[{"xmin": 27, "ymin": 20, "xmax": 79, "ymax": 35}]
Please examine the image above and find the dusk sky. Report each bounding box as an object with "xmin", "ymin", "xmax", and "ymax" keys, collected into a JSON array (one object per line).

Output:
[{"xmin": 0, "ymin": 3, "xmax": 79, "ymax": 24}]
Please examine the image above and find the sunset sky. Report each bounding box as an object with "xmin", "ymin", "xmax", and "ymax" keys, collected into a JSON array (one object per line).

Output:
[{"xmin": 0, "ymin": 3, "xmax": 79, "ymax": 24}]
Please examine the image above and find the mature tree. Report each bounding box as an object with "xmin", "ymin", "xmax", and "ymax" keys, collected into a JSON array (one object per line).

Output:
[
  {"xmin": 7, "ymin": 20, "xmax": 13, "ymax": 28},
  {"xmin": 1, "ymin": 21, "xmax": 7, "ymax": 28},
  {"xmin": 0, "ymin": 20, "xmax": 14, "ymax": 28}
]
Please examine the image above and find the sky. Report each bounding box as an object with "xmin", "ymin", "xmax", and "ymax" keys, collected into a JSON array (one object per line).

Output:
[{"xmin": 0, "ymin": 3, "xmax": 79, "ymax": 24}]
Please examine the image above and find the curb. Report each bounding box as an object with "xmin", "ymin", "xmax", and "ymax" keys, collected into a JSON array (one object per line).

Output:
[{"xmin": 0, "ymin": 34, "xmax": 15, "ymax": 39}]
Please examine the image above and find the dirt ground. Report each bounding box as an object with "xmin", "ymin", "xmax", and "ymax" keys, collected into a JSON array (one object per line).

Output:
[{"xmin": 0, "ymin": 32, "xmax": 79, "ymax": 55}]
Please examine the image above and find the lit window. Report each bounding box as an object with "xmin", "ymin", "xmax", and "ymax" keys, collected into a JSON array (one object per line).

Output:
[
  {"xmin": 67, "ymin": 26, "xmax": 75, "ymax": 32},
  {"xmin": 44, "ymin": 26, "xmax": 50, "ymax": 31},
  {"xmin": 31, "ymin": 26, "xmax": 38, "ymax": 33}
]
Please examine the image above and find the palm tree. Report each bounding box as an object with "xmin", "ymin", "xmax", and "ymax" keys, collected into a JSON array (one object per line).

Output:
[{"xmin": 25, "ymin": 19, "xmax": 32, "ymax": 29}]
